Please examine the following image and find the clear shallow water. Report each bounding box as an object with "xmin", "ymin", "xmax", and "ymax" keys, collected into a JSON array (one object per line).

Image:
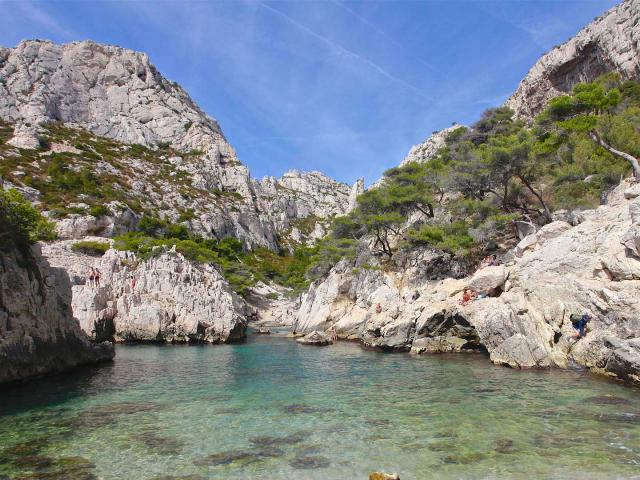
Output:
[{"xmin": 2, "ymin": 336, "xmax": 640, "ymax": 479}]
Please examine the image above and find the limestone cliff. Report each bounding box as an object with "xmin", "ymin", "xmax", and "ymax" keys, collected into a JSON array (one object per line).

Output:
[
  {"xmin": 0, "ymin": 40, "xmax": 355, "ymax": 249},
  {"xmin": 507, "ymin": 0, "xmax": 640, "ymax": 119},
  {"xmin": 294, "ymin": 179, "xmax": 640, "ymax": 384},
  {"xmin": 0, "ymin": 244, "xmax": 114, "ymax": 383},
  {"xmin": 400, "ymin": 125, "xmax": 461, "ymax": 167},
  {"xmin": 42, "ymin": 243, "xmax": 250, "ymax": 344}
]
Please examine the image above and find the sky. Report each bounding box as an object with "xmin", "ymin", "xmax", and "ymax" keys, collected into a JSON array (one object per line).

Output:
[{"xmin": 0, "ymin": 0, "xmax": 619, "ymax": 185}]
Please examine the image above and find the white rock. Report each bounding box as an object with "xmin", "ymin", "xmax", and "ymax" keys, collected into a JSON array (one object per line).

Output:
[{"xmin": 507, "ymin": 0, "xmax": 640, "ymax": 119}]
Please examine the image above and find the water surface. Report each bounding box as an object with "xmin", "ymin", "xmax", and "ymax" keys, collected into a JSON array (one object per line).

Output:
[{"xmin": 2, "ymin": 335, "xmax": 640, "ymax": 479}]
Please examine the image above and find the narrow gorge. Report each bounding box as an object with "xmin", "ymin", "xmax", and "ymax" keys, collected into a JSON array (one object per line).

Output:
[{"xmin": 1, "ymin": 1, "xmax": 640, "ymax": 479}]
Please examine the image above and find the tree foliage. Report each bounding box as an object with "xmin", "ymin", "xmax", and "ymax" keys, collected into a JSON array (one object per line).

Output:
[
  {"xmin": 326, "ymin": 75, "xmax": 640, "ymax": 262},
  {"xmin": 0, "ymin": 188, "xmax": 57, "ymax": 252}
]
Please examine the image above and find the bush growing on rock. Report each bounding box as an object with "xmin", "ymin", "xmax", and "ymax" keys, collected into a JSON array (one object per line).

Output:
[
  {"xmin": 0, "ymin": 188, "xmax": 57, "ymax": 252},
  {"xmin": 71, "ymin": 240, "xmax": 110, "ymax": 256}
]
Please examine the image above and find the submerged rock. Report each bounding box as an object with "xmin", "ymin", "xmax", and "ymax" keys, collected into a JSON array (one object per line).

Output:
[
  {"xmin": 193, "ymin": 449, "xmax": 259, "ymax": 467},
  {"xmin": 289, "ymin": 455, "xmax": 331, "ymax": 469},
  {"xmin": 250, "ymin": 432, "xmax": 308, "ymax": 447}
]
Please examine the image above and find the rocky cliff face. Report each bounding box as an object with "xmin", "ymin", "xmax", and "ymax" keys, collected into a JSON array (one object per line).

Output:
[
  {"xmin": 0, "ymin": 40, "xmax": 355, "ymax": 249},
  {"xmin": 42, "ymin": 243, "xmax": 250, "ymax": 344},
  {"xmin": 255, "ymin": 170, "xmax": 355, "ymax": 246},
  {"xmin": 400, "ymin": 126, "xmax": 461, "ymax": 167},
  {"xmin": 295, "ymin": 179, "xmax": 640, "ymax": 384},
  {"xmin": 507, "ymin": 0, "xmax": 640, "ymax": 119},
  {"xmin": 0, "ymin": 244, "xmax": 114, "ymax": 383}
]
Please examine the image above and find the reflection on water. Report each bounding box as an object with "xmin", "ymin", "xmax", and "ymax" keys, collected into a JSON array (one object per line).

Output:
[{"xmin": 1, "ymin": 336, "xmax": 640, "ymax": 479}]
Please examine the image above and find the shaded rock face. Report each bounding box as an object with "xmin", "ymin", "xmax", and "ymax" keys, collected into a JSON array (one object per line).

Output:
[
  {"xmin": 507, "ymin": 0, "xmax": 640, "ymax": 119},
  {"xmin": 0, "ymin": 244, "xmax": 114, "ymax": 384},
  {"xmin": 0, "ymin": 40, "xmax": 354, "ymax": 249},
  {"xmin": 295, "ymin": 179, "xmax": 640, "ymax": 384},
  {"xmin": 42, "ymin": 244, "xmax": 250, "ymax": 344}
]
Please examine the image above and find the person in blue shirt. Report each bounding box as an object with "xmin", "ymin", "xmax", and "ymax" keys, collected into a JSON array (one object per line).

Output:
[{"xmin": 572, "ymin": 313, "xmax": 591, "ymax": 338}]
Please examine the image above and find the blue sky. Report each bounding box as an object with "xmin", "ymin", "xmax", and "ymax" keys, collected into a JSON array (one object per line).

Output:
[{"xmin": 0, "ymin": 0, "xmax": 618, "ymax": 185}]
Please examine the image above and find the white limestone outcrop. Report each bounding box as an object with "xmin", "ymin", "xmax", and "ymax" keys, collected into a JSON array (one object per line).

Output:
[
  {"xmin": 0, "ymin": 40, "xmax": 354, "ymax": 249},
  {"xmin": 507, "ymin": 0, "xmax": 640, "ymax": 119},
  {"xmin": 43, "ymin": 244, "xmax": 250, "ymax": 344},
  {"xmin": 294, "ymin": 178, "xmax": 640, "ymax": 384}
]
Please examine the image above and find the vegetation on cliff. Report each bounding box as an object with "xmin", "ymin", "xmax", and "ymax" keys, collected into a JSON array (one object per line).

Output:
[
  {"xmin": 0, "ymin": 189, "xmax": 57, "ymax": 253},
  {"xmin": 113, "ymin": 217, "xmax": 315, "ymax": 296},
  {"xmin": 322, "ymin": 74, "xmax": 640, "ymax": 266}
]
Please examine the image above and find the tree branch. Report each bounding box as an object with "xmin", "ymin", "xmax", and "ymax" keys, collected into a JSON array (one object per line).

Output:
[{"xmin": 590, "ymin": 131, "xmax": 640, "ymax": 180}]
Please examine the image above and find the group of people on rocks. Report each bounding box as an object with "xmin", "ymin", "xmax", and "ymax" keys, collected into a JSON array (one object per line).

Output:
[{"xmin": 87, "ymin": 267, "xmax": 102, "ymax": 287}]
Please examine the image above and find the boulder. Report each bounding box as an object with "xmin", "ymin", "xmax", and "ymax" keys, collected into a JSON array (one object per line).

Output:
[
  {"xmin": 369, "ymin": 473, "xmax": 400, "ymax": 480},
  {"xmin": 467, "ymin": 265, "xmax": 507, "ymax": 295},
  {"xmin": 296, "ymin": 330, "xmax": 331, "ymax": 346}
]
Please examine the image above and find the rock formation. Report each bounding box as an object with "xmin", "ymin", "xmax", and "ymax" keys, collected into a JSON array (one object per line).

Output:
[
  {"xmin": 0, "ymin": 40, "xmax": 355, "ymax": 249},
  {"xmin": 255, "ymin": 170, "xmax": 355, "ymax": 246},
  {"xmin": 400, "ymin": 125, "xmax": 461, "ymax": 166},
  {"xmin": 507, "ymin": 0, "xmax": 640, "ymax": 119},
  {"xmin": 295, "ymin": 179, "xmax": 640, "ymax": 384},
  {"xmin": 42, "ymin": 242, "xmax": 250, "ymax": 344},
  {"xmin": 0, "ymin": 244, "xmax": 114, "ymax": 383}
]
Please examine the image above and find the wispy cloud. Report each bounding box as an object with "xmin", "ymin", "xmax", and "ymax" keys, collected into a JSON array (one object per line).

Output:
[
  {"xmin": 259, "ymin": 2, "xmax": 433, "ymax": 103},
  {"xmin": 14, "ymin": 0, "xmax": 78, "ymax": 40},
  {"xmin": 329, "ymin": 0, "xmax": 442, "ymax": 76}
]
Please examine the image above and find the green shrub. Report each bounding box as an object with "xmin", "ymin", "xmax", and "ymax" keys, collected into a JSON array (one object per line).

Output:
[
  {"xmin": 407, "ymin": 222, "xmax": 473, "ymax": 254},
  {"xmin": 89, "ymin": 204, "xmax": 113, "ymax": 217},
  {"xmin": 0, "ymin": 189, "xmax": 57, "ymax": 251},
  {"xmin": 71, "ymin": 240, "xmax": 110, "ymax": 256}
]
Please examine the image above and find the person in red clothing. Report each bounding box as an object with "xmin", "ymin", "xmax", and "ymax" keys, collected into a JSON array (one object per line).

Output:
[{"xmin": 460, "ymin": 288, "xmax": 477, "ymax": 305}]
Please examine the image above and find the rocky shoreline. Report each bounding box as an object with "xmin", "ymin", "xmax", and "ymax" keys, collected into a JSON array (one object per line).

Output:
[{"xmin": 294, "ymin": 179, "xmax": 640, "ymax": 385}]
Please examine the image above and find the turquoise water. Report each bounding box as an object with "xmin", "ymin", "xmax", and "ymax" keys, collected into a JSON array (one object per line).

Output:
[{"xmin": 2, "ymin": 335, "xmax": 640, "ymax": 480}]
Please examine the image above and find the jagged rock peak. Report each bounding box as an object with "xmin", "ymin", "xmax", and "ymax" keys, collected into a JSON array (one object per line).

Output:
[
  {"xmin": 348, "ymin": 178, "xmax": 365, "ymax": 211},
  {"xmin": 400, "ymin": 125, "xmax": 461, "ymax": 167},
  {"xmin": 507, "ymin": 0, "xmax": 640, "ymax": 119},
  {"xmin": 0, "ymin": 39, "xmax": 233, "ymax": 156}
]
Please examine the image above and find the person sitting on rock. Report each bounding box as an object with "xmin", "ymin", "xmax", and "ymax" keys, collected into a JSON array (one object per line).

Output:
[
  {"xmin": 460, "ymin": 288, "xmax": 477, "ymax": 305},
  {"xmin": 571, "ymin": 312, "xmax": 591, "ymax": 338}
]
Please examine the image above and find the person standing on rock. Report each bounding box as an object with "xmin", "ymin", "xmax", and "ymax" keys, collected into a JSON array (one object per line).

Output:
[
  {"xmin": 330, "ymin": 325, "xmax": 338, "ymax": 343},
  {"xmin": 88, "ymin": 268, "xmax": 95, "ymax": 288},
  {"xmin": 94, "ymin": 268, "xmax": 101, "ymax": 288}
]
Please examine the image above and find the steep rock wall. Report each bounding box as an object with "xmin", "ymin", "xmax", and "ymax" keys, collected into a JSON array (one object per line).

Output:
[
  {"xmin": 295, "ymin": 179, "xmax": 640, "ymax": 384},
  {"xmin": 42, "ymin": 244, "xmax": 250, "ymax": 344},
  {"xmin": 0, "ymin": 244, "xmax": 114, "ymax": 383},
  {"xmin": 507, "ymin": 0, "xmax": 640, "ymax": 119}
]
